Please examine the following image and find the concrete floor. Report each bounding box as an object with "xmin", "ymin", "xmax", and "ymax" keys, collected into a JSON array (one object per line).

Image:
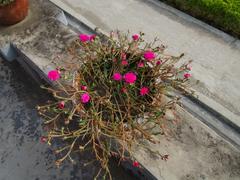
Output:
[{"xmin": 50, "ymin": 0, "xmax": 240, "ymax": 118}]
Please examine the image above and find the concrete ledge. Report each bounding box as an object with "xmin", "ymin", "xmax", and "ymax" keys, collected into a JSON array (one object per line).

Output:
[
  {"xmin": 49, "ymin": 0, "xmax": 240, "ymax": 146},
  {"xmin": 180, "ymin": 92, "xmax": 240, "ymax": 149},
  {"xmin": 12, "ymin": 22, "xmax": 240, "ymax": 178},
  {"xmin": 192, "ymin": 91, "xmax": 240, "ymax": 131},
  {"xmin": 49, "ymin": 0, "xmax": 108, "ymax": 36},
  {"xmin": 0, "ymin": 43, "xmax": 18, "ymax": 62}
]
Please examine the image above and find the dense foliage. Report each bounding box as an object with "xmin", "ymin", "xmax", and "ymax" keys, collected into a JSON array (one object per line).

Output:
[
  {"xmin": 0, "ymin": 0, "xmax": 14, "ymax": 6},
  {"xmin": 38, "ymin": 32, "xmax": 192, "ymax": 179},
  {"xmin": 161, "ymin": 0, "xmax": 240, "ymax": 38}
]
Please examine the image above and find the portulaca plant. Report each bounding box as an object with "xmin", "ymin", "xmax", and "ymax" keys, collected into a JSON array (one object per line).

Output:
[{"xmin": 38, "ymin": 31, "xmax": 192, "ymax": 179}]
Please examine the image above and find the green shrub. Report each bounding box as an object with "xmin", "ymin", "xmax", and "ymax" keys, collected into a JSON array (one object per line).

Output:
[
  {"xmin": 161, "ymin": 0, "xmax": 240, "ymax": 38},
  {"xmin": 38, "ymin": 32, "xmax": 192, "ymax": 179},
  {"xmin": 0, "ymin": 0, "xmax": 14, "ymax": 6}
]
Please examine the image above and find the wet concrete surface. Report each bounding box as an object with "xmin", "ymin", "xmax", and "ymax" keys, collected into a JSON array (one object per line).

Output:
[{"xmin": 0, "ymin": 57, "xmax": 136, "ymax": 180}]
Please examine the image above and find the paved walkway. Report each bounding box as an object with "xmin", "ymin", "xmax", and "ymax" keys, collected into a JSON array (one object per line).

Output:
[{"xmin": 50, "ymin": 0, "xmax": 240, "ymax": 120}]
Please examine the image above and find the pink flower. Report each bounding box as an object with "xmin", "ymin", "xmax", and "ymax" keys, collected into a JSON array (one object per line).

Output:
[
  {"xmin": 133, "ymin": 161, "xmax": 140, "ymax": 167},
  {"xmin": 156, "ymin": 60, "xmax": 162, "ymax": 65},
  {"xmin": 81, "ymin": 85, "xmax": 87, "ymax": 91},
  {"xmin": 58, "ymin": 101, "xmax": 65, "ymax": 109},
  {"xmin": 187, "ymin": 64, "xmax": 192, "ymax": 70},
  {"xmin": 79, "ymin": 34, "xmax": 90, "ymax": 42},
  {"xmin": 144, "ymin": 50, "xmax": 156, "ymax": 61},
  {"xmin": 121, "ymin": 52, "xmax": 127, "ymax": 61},
  {"xmin": 140, "ymin": 87, "xmax": 149, "ymax": 96},
  {"xmin": 184, "ymin": 73, "xmax": 191, "ymax": 79},
  {"xmin": 132, "ymin": 34, "xmax": 139, "ymax": 41},
  {"xmin": 112, "ymin": 72, "xmax": 122, "ymax": 81},
  {"xmin": 121, "ymin": 87, "xmax": 127, "ymax": 93},
  {"xmin": 137, "ymin": 61, "xmax": 144, "ymax": 68},
  {"xmin": 81, "ymin": 92, "xmax": 91, "ymax": 104},
  {"xmin": 121, "ymin": 60, "xmax": 128, "ymax": 66},
  {"xmin": 90, "ymin": 34, "xmax": 96, "ymax": 41},
  {"xmin": 124, "ymin": 72, "xmax": 137, "ymax": 84},
  {"xmin": 48, "ymin": 70, "xmax": 60, "ymax": 81},
  {"xmin": 40, "ymin": 136, "xmax": 47, "ymax": 143}
]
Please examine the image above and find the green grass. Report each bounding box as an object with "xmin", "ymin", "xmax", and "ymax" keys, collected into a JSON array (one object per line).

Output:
[{"xmin": 161, "ymin": 0, "xmax": 240, "ymax": 38}]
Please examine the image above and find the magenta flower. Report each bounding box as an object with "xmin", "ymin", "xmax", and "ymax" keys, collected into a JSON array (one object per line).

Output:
[
  {"xmin": 144, "ymin": 50, "xmax": 156, "ymax": 61},
  {"xmin": 184, "ymin": 73, "xmax": 191, "ymax": 79},
  {"xmin": 112, "ymin": 72, "xmax": 122, "ymax": 81},
  {"xmin": 156, "ymin": 60, "xmax": 162, "ymax": 65},
  {"xmin": 121, "ymin": 60, "xmax": 128, "ymax": 66},
  {"xmin": 79, "ymin": 34, "xmax": 90, "ymax": 42},
  {"xmin": 90, "ymin": 34, "xmax": 96, "ymax": 41},
  {"xmin": 40, "ymin": 136, "xmax": 47, "ymax": 143},
  {"xmin": 137, "ymin": 61, "xmax": 144, "ymax": 68},
  {"xmin": 58, "ymin": 101, "xmax": 65, "ymax": 109},
  {"xmin": 81, "ymin": 85, "xmax": 88, "ymax": 91},
  {"xmin": 124, "ymin": 72, "xmax": 137, "ymax": 84},
  {"xmin": 133, "ymin": 161, "xmax": 140, "ymax": 167},
  {"xmin": 81, "ymin": 92, "xmax": 91, "ymax": 104},
  {"xmin": 48, "ymin": 70, "xmax": 60, "ymax": 81},
  {"xmin": 132, "ymin": 34, "xmax": 139, "ymax": 41},
  {"xmin": 140, "ymin": 87, "xmax": 149, "ymax": 96}
]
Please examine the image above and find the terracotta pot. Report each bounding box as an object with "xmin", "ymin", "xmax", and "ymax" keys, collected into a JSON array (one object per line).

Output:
[{"xmin": 0, "ymin": 0, "xmax": 29, "ymax": 25}]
